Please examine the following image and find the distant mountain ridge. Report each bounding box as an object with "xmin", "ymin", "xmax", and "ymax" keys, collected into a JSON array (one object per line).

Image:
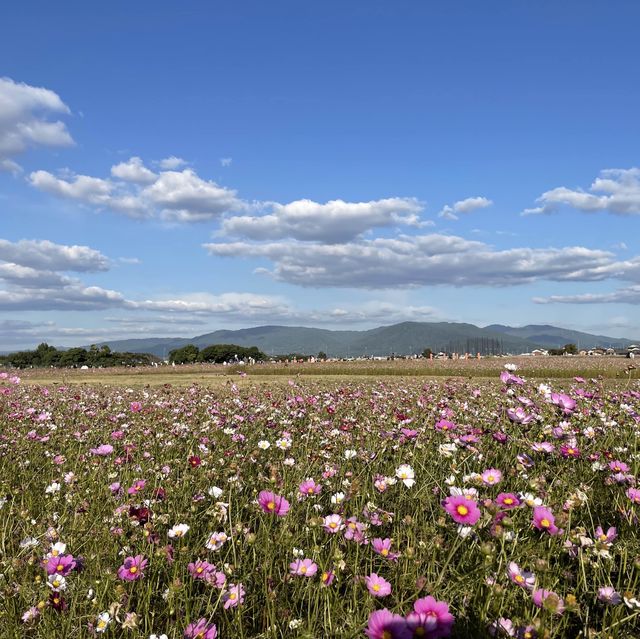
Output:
[
  {"xmin": 91, "ymin": 321, "xmax": 639, "ymax": 359},
  {"xmin": 485, "ymin": 324, "xmax": 638, "ymax": 350}
]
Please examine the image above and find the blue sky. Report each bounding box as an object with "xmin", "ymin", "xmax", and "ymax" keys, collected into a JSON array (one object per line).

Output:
[{"xmin": 1, "ymin": 0, "xmax": 639, "ymax": 350}]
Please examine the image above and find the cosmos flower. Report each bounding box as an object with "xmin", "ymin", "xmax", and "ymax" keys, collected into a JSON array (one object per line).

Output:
[
  {"xmin": 396, "ymin": 464, "xmax": 415, "ymax": 488},
  {"xmin": 532, "ymin": 507, "xmax": 561, "ymax": 536},
  {"xmin": 506, "ymin": 562, "xmax": 535, "ymax": 590},
  {"xmin": 406, "ymin": 595, "xmax": 455, "ymax": 638},
  {"xmin": 258, "ymin": 490, "xmax": 290, "ymax": 516},
  {"xmin": 443, "ymin": 495, "xmax": 481, "ymax": 526},
  {"xmin": 184, "ymin": 619, "xmax": 217, "ymax": 638},
  {"xmin": 289, "ymin": 558, "xmax": 318, "ymax": 577},
  {"xmin": 167, "ymin": 523, "xmax": 190, "ymax": 539},
  {"xmin": 365, "ymin": 573, "xmax": 392, "ymax": 597},
  {"xmin": 117, "ymin": 554, "xmax": 148, "ymax": 581},
  {"xmin": 365, "ymin": 609, "xmax": 410, "ymax": 639},
  {"xmin": 323, "ymin": 514, "xmax": 345, "ymax": 534}
]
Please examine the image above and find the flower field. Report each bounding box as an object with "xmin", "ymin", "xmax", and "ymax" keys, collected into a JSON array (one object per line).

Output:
[{"xmin": 1, "ymin": 369, "xmax": 640, "ymax": 638}]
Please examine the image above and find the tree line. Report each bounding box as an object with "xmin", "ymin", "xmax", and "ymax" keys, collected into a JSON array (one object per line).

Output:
[
  {"xmin": 168, "ymin": 344, "xmax": 268, "ymax": 364},
  {"xmin": 0, "ymin": 343, "xmax": 160, "ymax": 369}
]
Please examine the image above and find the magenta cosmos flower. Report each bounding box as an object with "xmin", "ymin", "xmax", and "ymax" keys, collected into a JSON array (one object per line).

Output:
[
  {"xmin": 495, "ymin": 493, "xmax": 521, "ymax": 509},
  {"xmin": 117, "ymin": 554, "xmax": 148, "ymax": 581},
  {"xmin": 188, "ymin": 559, "xmax": 215, "ymax": 581},
  {"xmin": 365, "ymin": 573, "xmax": 392, "ymax": 597},
  {"xmin": 406, "ymin": 596, "xmax": 455, "ymax": 638},
  {"xmin": 45, "ymin": 554, "xmax": 76, "ymax": 576},
  {"xmin": 627, "ymin": 487, "xmax": 640, "ymax": 504},
  {"xmin": 443, "ymin": 495, "xmax": 481, "ymax": 525},
  {"xmin": 127, "ymin": 479, "xmax": 146, "ymax": 495},
  {"xmin": 298, "ymin": 478, "xmax": 322, "ymax": 497},
  {"xmin": 184, "ymin": 618, "xmax": 217, "ymax": 638},
  {"xmin": 372, "ymin": 538, "xmax": 400, "ymax": 561},
  {"xmin": 257, "ymin": 490, "xmax": 290, "ymax": 516},
  {"xmin": 365, "ymin": 609, "xmax": 411, "ymax": 639},
  {"xmin": 223, "ymin": 583, "xmax": 245, "ymax": 609},
  {"xmin": 532, "ymin": 506, "xmax": 561, "ymax": 535}
]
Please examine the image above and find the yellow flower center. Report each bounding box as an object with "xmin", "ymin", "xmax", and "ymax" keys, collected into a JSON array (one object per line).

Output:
[
  {"xmin": 130, "ymin": 566, "xmax": 138, "ymax": 574},
  {"xmin": 541, "ymin": 518, "xmax": 550, "ymax": 528},
  {"xmin": 373, "ymin": 584, "xmax": 380, "ymax": 592},
  {"xmin": 307, "ymin": 488, "xmax": 314, "ymax": 494},
  {"xmin": 457, "ymin": 505, "xmax": 469, "ymax": 516},
  {"xmin": 229, "ymin": 592, "xmax": 237, "ymax": 600},
  {"xmin": 300, "ymin": 566, "xmax": 307, "ymax": 574},
  {"xmin": 329, "ymin": 522, "xmax": 337, "ymax": 529},
  {"xmin": 196, "ymin": 566, "xmax": 203, "ymax": 573},
  {"xmin": 381, "ymin": 548, "xmax": 389, "ymax": 556},
  {"xmin": 267, "ymin": 501, "xmax": 275, "ymax": 510},
  {"xmin": 56, "ymin": 564, "xmax": 63, "ymax": 572},
  {"xmin": 504, "ymin": 498, "xmax": 514, "ymax": 505},
  {"xmin": 515, "ymin": 575, "xmax": 524, "ymax": 583}
]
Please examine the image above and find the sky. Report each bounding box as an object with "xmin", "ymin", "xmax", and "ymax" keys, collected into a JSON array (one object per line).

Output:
[{"xmin": 1, "ymin": 0, "xmax": 640, "ymax": 351}]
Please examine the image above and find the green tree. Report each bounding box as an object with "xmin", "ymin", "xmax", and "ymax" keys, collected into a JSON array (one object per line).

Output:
[{"xmin": 169, "ymin": 344, "xmax": 199, "ymax": 364}]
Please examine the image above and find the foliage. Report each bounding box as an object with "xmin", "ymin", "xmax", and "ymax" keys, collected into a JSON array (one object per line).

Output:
[{"xmin": 0, "ymin": 343, "xmax": 159, "ymax": 369}]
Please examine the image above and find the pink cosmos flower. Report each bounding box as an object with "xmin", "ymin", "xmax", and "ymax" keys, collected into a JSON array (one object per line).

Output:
[
  {"xmin": 608, "ymin": 460, "xmax": 629, "ymax": 473},
  {"xmin": 344, "ymin": 516, "xmax": 367, "ymax": 543},
  {"xmin": 365, "ymin": 609, "xmax": 410, "ymax": 639},
  {"xmin": 365, "ymin": 573, "xmax": 392, "ymax": 597},
  {"xmin": 188, "ymin": 559, "xmax": 215, "ymax": 581},
  {"xmin": 184, "ymin": 618, "xmax": 217, "ymax": 638},
  {"xmin": 407, "ymin": 595, "xmax": 455, "ymax": 638},
  {"xmin": 130, "ymin": 401, "xmax": 143, "ymax": 413},
  {"xmin": 481, "ymin": 468, "xmax": 502, "ymax": 486},
  {"xmin": 627, "ymin": 487, "xmax": 640, "ymax": 504},
  {"xmin": 532, "ymin": 506, "xmax": 561, "ymax": 535},
  {"xmin": 321, "ymin": 569, "xmax": 335, "ymax": 586},
  {"xmin": 298, "ymin": 479, "xmax": 322, "ymax": 497},
  {"xmin": 257, "ymin": 490, "xmax": 290, "ymax": 516},
  {"xmin": 127, "ymin": 479, "xmax": 146, "ymax": 495},
  {"xmin": 532, "ymin": 589, "xmax": 565, "ymax": 614},
  {"xmin": 550, "ymin": 393, "xmax": 576, "ymax": 413},
  {"xmin": 495, "ymin": 493, "xmax": 520, "ymax": 510},
  {"xmin": 289, "ymin": 558, "xmax": 318, "ymax": 577},
  {"xmin": 598, "ymin": 586, "xmax": 622, "ymax": 605},
  {"xmin": 117, "ymin": 554, "xmax": 148, "ymax": 581},
  {"xmin": 506, "ymin": 562, "xmax": 535, "ymax": 590},
  {"xmin": 372, "ymin": 538, "xmax": 400, "ymax": 561},
  {"xmin": 90, "ymin": 444, "xmax": 114, "ymax": 456},
  {"xmin": 506, "ymin": 407, "xmax": 533, "ymax": 424},
  {"xmin": 595, "ymin": 526, "xmax": 617, "ymax": 544},
  {"xmin": 323, "ymin": 514, "xmax": 344, "ymax": 534},
  {"xmin": 223, "ymin": 583, "xmax": 245, "ymax": 608},
  {"xmin": 443, "ymin": 495, "xmax": 481, "ymax": 526}
]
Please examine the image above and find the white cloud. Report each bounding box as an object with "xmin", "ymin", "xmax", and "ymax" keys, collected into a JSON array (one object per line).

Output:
[
  {"xmin": 438, "ymin": 196, "xmax": 492, "ymax": 221},
  {"xmin": 158, "ymin": 156, "xmax": 188, "ymax": 170},
  {"xmin": 0, "ymin": 77, "xmax": 74, "ymax": 171},
  {"xmin": 222, "ymin": 197, "xmax": 424, "ymax": 243},
  {"xmin": 523, "ymin": 168, "xmax": 640, "ymax": 216},
  {"xmin": 220, "ymin": 157, "xmax": 232, "ymax": 167},
  {"xmin": 0, "ymin": 238, "xmax": 110, "ymax": 271},
  {"xmin": 533, "ymin": 285, "xmax": 640, "ymax": 305},
  {"xmin": 204, "ymin": 233, "xmax": 636, "ymax": 289},
  {"xmin": 29, "ymin": 164, "xmax": 242, "ymax": 222},
  {"xmin": 144, "ymin": 169, "xmax": 242, "ymax": 222},
  {"xmin": 110, "ymin": 156, "xmax": 157, "ymax": 184},
  {"xmin": 0, "ymin": 285, "xmax": 126, "ymax": 311}
]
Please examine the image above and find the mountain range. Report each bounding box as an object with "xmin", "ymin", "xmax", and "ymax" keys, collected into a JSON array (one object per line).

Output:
[{"xmin": 94, "ymin": 322, "xmax": 639, "ymax": 359}]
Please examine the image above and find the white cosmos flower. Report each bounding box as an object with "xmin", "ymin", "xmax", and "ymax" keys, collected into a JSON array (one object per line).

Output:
[
  {"xmin": 206, "ymin": 531, "xmax": 228, "ymax": 551},
  {"xmin": 208, "ymin": 486, "xmax": 223, "ymax": 498},
  {"xmin": 331, "ymin": 491, "xmax": 345, "ymax": 505},
  {"xmin": 396, "ymin": 464, "xmax": 415, "ymax": 488},
  {"xmin": 47, "ymin": 574, "xmax": 67, "ymax": 591},
  {"xmin": 96, "ymin": 612, "xmax": 111, "ymax": 633},
  {"xmin": 344, "ymin": 449, "xmax": 357, "ymax": 459},
  {"xmin": 45, "ymin": 482, "xmax": 61, "ymax": 494},
  {"xmin": 167, "ymin": 523, "xmax": 190, "ymax": 539},
  {"xmin": 257, "ymin": 440, "xmax": 271, "ymax": 450}
]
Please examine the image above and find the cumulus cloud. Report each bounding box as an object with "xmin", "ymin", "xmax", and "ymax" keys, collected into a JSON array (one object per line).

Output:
[
  {"xmin": 533, "ymin": 285, "xmax": 640, "ymax": 305},
  {"xmin": 0, "ymin": 77, "xmax": 74, "ymax": 172},
  {"xmin": 110, "ymin": 156, "xmax": 157, "ymax": 184},
  {"xmin": 523, "ymin": 168, "xmax": 640, "ymax": 216},
  {"xmin": 204, "ymin": 233, "xmax": 637, "ymax": 289},
  {"xmin": 158, "ymin": 156, "xmax": 187, "ymax": 170},
  {"xmin": 0, "ymin": 238, "xmax": 110, "ymax": 271},
  {"xmin": 29, "ymin": 162, "xmax": 243, "ymax": 222},
  {"xmin": 438, "ymin": 196, "xmax": 493, "ymax": 221},
  {"xmin": 221, "ymin": 197, "xmax": 423, "ymax": 243}
]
